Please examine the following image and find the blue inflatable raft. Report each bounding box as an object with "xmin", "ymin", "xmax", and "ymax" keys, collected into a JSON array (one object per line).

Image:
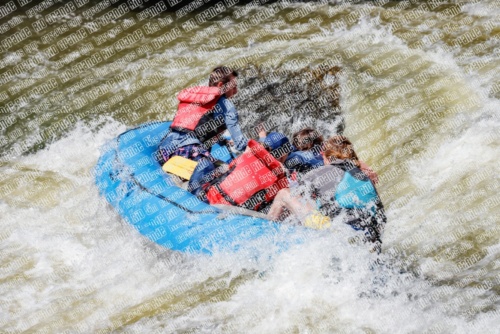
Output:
[{"xmin": 94, "ymin": 121, "xmax": 300, "ymax": 254}]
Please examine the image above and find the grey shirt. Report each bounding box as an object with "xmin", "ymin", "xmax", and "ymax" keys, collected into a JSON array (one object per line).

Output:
[{"xmin": 300, "ymin": 159, "xmax": 346, "ymax": 204}]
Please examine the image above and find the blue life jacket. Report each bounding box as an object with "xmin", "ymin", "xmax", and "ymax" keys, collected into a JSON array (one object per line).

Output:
[
  {"xmin": 335, "ymin": 165, "xmax": 378, "ymax": 212},
  {"xmin": 333, "ymin": 161, "xmax": 384, "ymax": 247},
  {"xmin": 300, "ymin": 159, "xmax": 386, "ymax": 246},
  {"xmin": 285, "ymin": 145, "xmax": 324, "ymax": 174}
]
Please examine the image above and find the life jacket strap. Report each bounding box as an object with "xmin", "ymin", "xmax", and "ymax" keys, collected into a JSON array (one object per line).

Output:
[
  {"xmin": 170, "ymin": 126, "xmax": 192, "ymax": 134},
  {"xmin": 213, "ymin": 183, "xmax": 238, "ymax": 206}
]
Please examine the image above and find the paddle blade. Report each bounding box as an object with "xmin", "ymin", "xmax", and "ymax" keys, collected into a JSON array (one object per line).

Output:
[{"xmin": 162, "ymin": 156, "xmax": 198, "ymax": 180}]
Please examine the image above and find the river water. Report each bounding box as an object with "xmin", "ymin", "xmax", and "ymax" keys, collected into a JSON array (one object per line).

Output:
[{"xmin": 1, "ymin": 0, "xmax": 499, "ymax": 333}]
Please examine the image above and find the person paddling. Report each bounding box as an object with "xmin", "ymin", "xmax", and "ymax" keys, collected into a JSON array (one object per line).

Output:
[
  {"xmin": 285, "ymin": 127, "xmax": 325, "ymax": 175},
  {"xmin": 285, "ymin": 127, "xmax": 379, "ymax": 184},
  {"xmin": 268, "ymin": 135, "xmax": 386, "ymax": 251},
  {"xmin": 202, "ymin": 132, "xmax": 293, "ymax": 212},
  {"xmin": 157, "ymin": 66, "xmax": 248, "ymax": 196}
]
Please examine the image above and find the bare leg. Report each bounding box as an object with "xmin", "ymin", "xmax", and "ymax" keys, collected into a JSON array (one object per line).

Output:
[
  {"xmin": 359, "ymin": 160, "xmax": 379, "ymax": 185},
  {"xmin": 267, "ymin": 188, "xmax": 314, "ymax": 221}
]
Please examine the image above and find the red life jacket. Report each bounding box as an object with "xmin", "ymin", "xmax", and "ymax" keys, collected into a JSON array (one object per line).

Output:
[
  {"xmin": 170, "ymin": 86, "xmax": 227, "ymax": 147},
  {"xmin": 206, "ymin": 140, "xmax": 289, "ymax": 211}
]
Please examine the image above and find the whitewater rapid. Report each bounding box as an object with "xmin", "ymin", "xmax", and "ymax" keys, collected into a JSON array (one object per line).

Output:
[{"xmin": 1, "ymin": 0, "xmax": 499, "ymax": 333}]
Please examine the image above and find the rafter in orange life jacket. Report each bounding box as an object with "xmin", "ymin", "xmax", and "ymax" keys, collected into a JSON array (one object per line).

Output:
[
  {"xmin": 205, "ymin": 140, "xmax": 289, "ymax": 212},
  {"xmin": 170, "ymin": 86, "xmax": 228, "ymax": 146}
]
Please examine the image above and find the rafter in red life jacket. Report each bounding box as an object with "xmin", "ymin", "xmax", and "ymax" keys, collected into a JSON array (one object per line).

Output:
[
  {"xmin": 170, "ymin": 86, "xmax": 222, "ymax": 132},
  {"xmin": 206, "ymin": 140, "xmax": 289, "ymax": 211}
]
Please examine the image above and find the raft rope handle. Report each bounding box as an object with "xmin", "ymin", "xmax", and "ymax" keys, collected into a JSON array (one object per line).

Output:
[
  {"xmin": 129, "ymin": 175, "xmax": 221, "ymax": 215},
  {"xmin": 114, "ymin": 124, "xmax": 221, "ymax": 215}
]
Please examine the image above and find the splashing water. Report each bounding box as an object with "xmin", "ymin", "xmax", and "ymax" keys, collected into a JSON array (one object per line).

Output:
[{"xmin": 1, "ymin": 0, "xmax": 499, "ymax": 333}]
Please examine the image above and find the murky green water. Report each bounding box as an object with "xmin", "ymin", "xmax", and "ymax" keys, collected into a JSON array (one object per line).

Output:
[{"xmin": 1, "ymin": 0, "xmax": 499, "ymax": 333}]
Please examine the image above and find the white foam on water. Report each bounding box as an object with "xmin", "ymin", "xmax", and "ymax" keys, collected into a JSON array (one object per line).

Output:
[
  {"xmin": 2, "ymin": 1, "xmax": 499, "ymax": 333},
  {"xmin": 116, "ymin": 233, "xmax": 479, "ymax": 334},
  {"xmin": 0, "ymin": 118, "xmax": 300, "ymax": 332},
  {"xmin": 462, "ymin": 0, "xmax": 500, "ymax": 18}
]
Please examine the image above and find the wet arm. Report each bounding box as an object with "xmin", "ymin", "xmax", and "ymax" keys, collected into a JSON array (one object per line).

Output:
[{"xmin": 221, "ymin": 98, "xmax": 248, "ymax": 152}]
